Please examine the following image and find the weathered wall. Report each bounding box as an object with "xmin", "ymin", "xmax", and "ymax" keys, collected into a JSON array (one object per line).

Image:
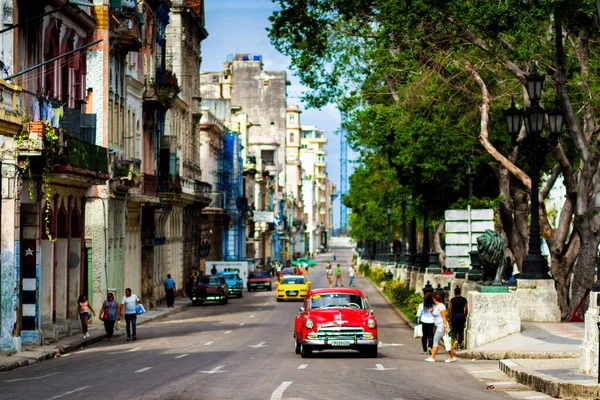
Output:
[
  {"xmin": 466, "ymin": 291, "xmax": 521, "ymax": 349},
  {"xmin": 580, "ymin": 292, "xmax": 600, "ymax": 374},
  {"xmin": 515, "ymin": 279, "xmax": 561, "ymax": 322}
]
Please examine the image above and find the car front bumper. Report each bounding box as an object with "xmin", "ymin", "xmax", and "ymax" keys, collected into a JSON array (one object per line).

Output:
[
  {"xmin": 302, "ymin": 338, "xmax": 378, "ymax": 348},
  {"xmin": 228, "ymin": 287, "xmax": 243, "ymax": 294},
  {"xmin": 249, "ymin": 282, "xmax": 271, "ymax": 288}
]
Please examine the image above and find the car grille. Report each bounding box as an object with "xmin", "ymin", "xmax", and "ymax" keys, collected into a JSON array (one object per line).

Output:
[
  {"xmin": 316, "ymin": 327, "xmax": 365, "ymax": 340},
  {"xmin": 286, "ymin": 290, "xmax": 299, "ymax": 296}
]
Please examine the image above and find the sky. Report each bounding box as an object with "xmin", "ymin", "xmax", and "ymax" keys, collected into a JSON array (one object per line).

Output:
[{"xmin": 202, "ymin": 0, "xmax": 357, "ymax": 229}]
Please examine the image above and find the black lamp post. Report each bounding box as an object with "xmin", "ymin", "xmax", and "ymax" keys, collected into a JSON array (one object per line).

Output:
[
  {"xmin": 386, "ymin": 205, "xmax": 392, "ymax": 258},
  {"xmin": 503, "ymin": 67, "xmax": 563, "ymax": 280},
  {"xmin": 399, "ymin": 196, "xmax": 407, "ymax": 265}
]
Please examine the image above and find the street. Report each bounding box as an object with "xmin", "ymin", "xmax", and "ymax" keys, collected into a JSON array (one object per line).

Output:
[{"xmin": 1, "ymin": 247, "xmax": 507, "ymax": 400}]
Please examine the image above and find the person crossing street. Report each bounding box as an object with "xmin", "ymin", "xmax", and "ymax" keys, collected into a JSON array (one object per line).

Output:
[
  {"xmin": 348, "ymin": 265, "xmax": 356, "ymax": 287},
  {"xmin": 335, "ymin": 264, "xmax": 343, "ymax": 286},
  {"xmin": 120, "ymin": 288, "xmax": 141, "ymax": 341}
]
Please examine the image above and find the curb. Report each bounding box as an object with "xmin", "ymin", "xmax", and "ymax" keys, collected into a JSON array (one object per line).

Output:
[
  {"xmin": 361, "ymin": 275, "xmax": 415, "ymax": 329},
  {"xmin": 0, "ymin": 303, "xmax": 189, "ymax": 373},
  {"xmin": 500, "ymin": 359, "xmax": 600, "ymax": 399},
  {"xmin": 456, "ymin": 350, "xmax": 580, "ymax": 361}
]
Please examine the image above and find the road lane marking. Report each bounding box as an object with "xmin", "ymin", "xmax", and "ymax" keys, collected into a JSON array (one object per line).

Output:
[
  {"xmin": 199, "ymin": 365, "xmax": 228, "ymax": 374},
  {"xmin": 249, "ymin": 314, "xmax": 255, "ymax": 318},
  {"xmin": 239, "ymin": 322, "xmax": 246, "ymax": 326},
  {"xmin": 45, "ymin": 386, "xmax": 91, "ymax": 400},
  {"xmin": 270, "ymin": 381, "xmax": 292, "ymax": 400},
  {"xmin": 175, "ymin": 354, "xmax": 189, "ymax": 359},
  {"xmin": 204, "ymin": 341, "xmax": 213, "ymax": 346},
  {"xmin": 378, "ymin": 342, "xmax": 404, "ymax": 348},
  {"xmin": 135, "ymin": 367, "xmax": 153, "ymax": 373},
  {"xmin": 108, "ymin": 346, "xmax": 141, "ymax": 355},
  {"xmin": 298, "ymin": 364, "xmax": 308, "ymax": 370},
  {"xmin": 6, "ymin": 372, "xmax": 59, "ymax": 382},
  {"xmin": 224, "ymin": 330, "xmax": 232, "ymax": 334},
  {"xmin": 248, "ymin": 341, "xmax": 267, "ymax": 348},
  {"xmin": 367, "ymin": 364, "xmax": 397, "ymax": 371}
]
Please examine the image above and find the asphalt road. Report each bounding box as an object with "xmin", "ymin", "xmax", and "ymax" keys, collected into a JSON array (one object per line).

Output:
[{"xmin": 0, "ymin": 247, "xmax": 509, "ymax": 400}]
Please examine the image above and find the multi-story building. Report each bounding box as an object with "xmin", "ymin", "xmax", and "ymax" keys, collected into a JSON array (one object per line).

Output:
[
  {"xmin": 285, "ymin": 105, "xmax": 305, "ymax": 258},
  {"xmin": 300, "ymin": 125, "xmax": 333, "ymax": 253},
  {"xmin": 0, "ymin": 0, "xmax": 213, "ymax": 350}
]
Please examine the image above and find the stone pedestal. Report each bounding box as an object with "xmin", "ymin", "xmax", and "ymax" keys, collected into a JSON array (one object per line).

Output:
[
  {"xmin": 415, "ymin": 272, "xmax": 425, "ymax": 293},
  {"xmin": 580, "ymin": 292, "xmax": 600, "ymax": 374},
  {"xmin": 466, "ymin": 291, "xmax": 521, "ymax": 349},
  {"xmin": 515, "ymin": 279, "xmax": 561, "ymax": 322},
  {"xmin": 399, "ymin": 269, "xmax": 410, "ymax": 285},
  {"xmin": 461, "ymin": 281, "xmax": 479, "ymax": 300},
  {"xmin": 423, "ymin": 272, "xmax": 454, "ymax": 292},
  {"xmin": 409, "ymin": 270, "xmax": 419, "ymax": 291}
]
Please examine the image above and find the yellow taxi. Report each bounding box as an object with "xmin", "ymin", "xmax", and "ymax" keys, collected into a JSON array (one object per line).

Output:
[{"xmin": 276, "ymin": 275, "xmax": 311, "ymax": 301}]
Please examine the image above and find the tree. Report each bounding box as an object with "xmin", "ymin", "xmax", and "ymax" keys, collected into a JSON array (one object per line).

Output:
[{"xmin": 270, "ymin": 0, "xmax": 600, "ymax": 318}]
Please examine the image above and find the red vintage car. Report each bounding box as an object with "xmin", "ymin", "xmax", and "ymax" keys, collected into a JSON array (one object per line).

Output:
[{"xmin": 293, "ymin": 288, "xmax": 378, "ymax": 358}]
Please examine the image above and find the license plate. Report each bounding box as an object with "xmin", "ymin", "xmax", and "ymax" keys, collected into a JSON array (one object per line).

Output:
[
  {"xmin": 331, "ymin": 340, "xmax": 351, "ymax": 346},
  {"xmin": 287, "ymin": 291, "xmax": 298, "ymax": 296}
]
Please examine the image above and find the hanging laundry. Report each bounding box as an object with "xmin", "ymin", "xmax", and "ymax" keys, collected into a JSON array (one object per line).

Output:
[
  {"xmin": 41, "ymin": 100, "xmax": 48, "ymax": 121},
  {"xmin": 33, "ymin": 99, "xmax": 41, "ymax": 121}
]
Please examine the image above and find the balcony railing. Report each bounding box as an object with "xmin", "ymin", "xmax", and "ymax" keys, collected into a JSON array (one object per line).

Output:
[
  {"xmin": 158, "ymin": 174, "xmax": 183, "ymax": 194},
  {"xmin": 194, "ymin": 180, "xmax": 212, "ymax": 198},
  {"xmin": 143, "ymin": 174, "xmax": 158, "ymax": 196},
  {"xmin": 62, "ymin": 138, "xmax": 109, "ymax": 174},
  {"xmin": 110, "ymin": 9, "xmax": 142, "ymax": 53}
]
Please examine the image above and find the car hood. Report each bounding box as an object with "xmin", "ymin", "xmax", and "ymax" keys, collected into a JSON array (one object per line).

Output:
[
  {"xmin": 306, "ymin": 308, "xmax": 371, "ymax": 327},
  {"xmin": 279, "ymin": 283, "xmax": 309, "ymax": 290},
  {"xmin": 225, "ymin": 279, "xmax": 242, "ymax": 285}
]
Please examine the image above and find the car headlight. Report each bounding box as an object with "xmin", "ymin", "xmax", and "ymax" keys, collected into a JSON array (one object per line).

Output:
[
  {"xmin": 367, "ymin": 319, "xmax": 376, "ymax": 329},
  {"xmin": 305, "ymin": 319, "xmax": 314, "ymax": 329}
]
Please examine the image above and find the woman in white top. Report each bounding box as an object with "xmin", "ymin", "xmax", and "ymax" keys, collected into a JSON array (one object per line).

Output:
[
  {"xmin": 416, "ymin": 292, "xmax": 435, "ymax": 354},
  {"xmin": 425, "ymin": 292, "xmax": 457, "ymax": 363}
]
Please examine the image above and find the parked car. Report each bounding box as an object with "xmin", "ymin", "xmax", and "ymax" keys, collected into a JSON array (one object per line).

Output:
[
  {"xmin": 247, "ymin": 271, "xmax": 272, "ymax": 292},
  {"xmin": 217, "ymin": 271, "xmax": 244, "ymax": 298},
  {"xmin": 291, "ymin": 257, "xmax": 317, "ymax": 268},
  {"xmin": 276, "ymin": 275, "xmax": 311, "ymax": 301},
  {"xmin": 293, "ymin": 288, "xmax": 378, "ymax": 358},
  {"xmin": 190, "ymin": 275, "xmax": 229, "ymax": 306},
  {"xmin": 278, "ymin": 267, "xmax": 295, "ymax": 282}
]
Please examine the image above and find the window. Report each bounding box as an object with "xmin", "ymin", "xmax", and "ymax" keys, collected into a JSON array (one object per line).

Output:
[
  {"xmin": 290, "ymin": 132, "xmax": 294, "ymax": 142},
  {"xmin": 212, "ymin": 75, "xmax": 219, "ymax": 83},
  {"xmin": 264, "ymin": 80, "xmax": 270, "ymax": 86},
  {"xmin": 289, "ymin": 114, "xmax": 295, "ymax": 121},
  {"xmin": 301, "ymin": 144, "xmax": 307, "ymax": 149}
]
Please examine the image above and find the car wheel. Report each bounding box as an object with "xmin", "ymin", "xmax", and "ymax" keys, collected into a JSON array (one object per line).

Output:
[
  {"xmin": 276, "ymin": 298, "xmax": 281, "ymax": 302},
  {"xmin": 238, "ymin": 292, "xmax": 243, "ymax": 298},
  {"xmin": 361, "ymin": 345, "xmax": 378, "ymax": 358},
  {"xmin": 300, "ymin": 343, "xmax": 312, "ymax": 358},
  {"xmin": 294, "ymin": 340, "xmax": 301, "ymax": 355}
]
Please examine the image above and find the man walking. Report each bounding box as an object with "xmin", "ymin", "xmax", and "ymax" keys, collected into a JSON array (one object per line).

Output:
[
  {"xmin": 120, "ymin": 288, "xmax": 141, "ymax": 341},
  {"xmin": 164, "ymin": 274, "xmax": 176, "ymax": 307},
  {"xmin": 348, "ymin": 265, "xmax": 356, "ymax": 287},
  {"xmin": 335, "ymin": 264, "xmax": 343, "ymax": 287}
]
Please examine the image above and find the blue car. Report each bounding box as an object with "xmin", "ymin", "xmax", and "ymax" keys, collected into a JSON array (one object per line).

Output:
[{"xmin": 217, "ymin": 271, "xmax": 244, "ymax": 298}]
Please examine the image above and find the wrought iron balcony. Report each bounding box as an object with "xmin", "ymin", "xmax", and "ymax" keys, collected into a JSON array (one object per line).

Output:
[
  {"xmin": 194, "ymin": 180, "xmax": 212, "ymax": 199},
  {"xmin": 61, "ymin": 137, "xmax": 109, "ymax": 174},
  {"xmin": 142, "ymin": 173, "xmax": 158, "ymax": 196},
  {"xmin": 158, "ymin": 173, "xmax": 182, "ymax": 194},
  {"xmin": 110, "ymin": 9, "xmax": 142, "ymax": 53}
]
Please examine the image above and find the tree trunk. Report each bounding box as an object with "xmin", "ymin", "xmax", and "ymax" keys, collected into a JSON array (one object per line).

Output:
[
  {"xmin": 550, "ymin": 249, "xmax": 575, "ymax": 320},
  {"xmin": 570, "ymin": 227, "xmax": 598, "ymax": 318}
]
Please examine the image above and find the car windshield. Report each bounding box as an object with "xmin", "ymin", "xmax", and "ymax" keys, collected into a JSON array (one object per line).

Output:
[
  {"xmin": 250, "ymin": 271, "xmax": 270, "ymax": 278},
  {"xmin": 281, "ymin": 277, "xmax": 305, "ymax": 285},
  {"xmin": 220, "ymin": 273, "xmax": 239, "ymax": 280},
  {"xmin": 282, "ymin": 268, "xmax": 293, "ymax": 274},
  {"xmin": 198, "ymin": 276, "xmax": 223, "ymax": 285},
  {"xmin": 308, "ymin": 293, "xmax": 365, "ymax": 309}
]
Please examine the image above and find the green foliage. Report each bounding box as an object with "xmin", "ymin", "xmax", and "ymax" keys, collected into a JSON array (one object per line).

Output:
[
  {"xmin": 370, "ymin": 268, "xmax": 385, "ymax": 284},
  {"xmin": 116, "ymin": 166, "xmax": 130, "ymax": 177}
]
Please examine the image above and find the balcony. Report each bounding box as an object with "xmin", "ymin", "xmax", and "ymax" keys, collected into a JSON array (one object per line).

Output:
[
  {"xmin": 249, "ymin": 134, "xmax": 280, "ymax": 147},
  {"xmin": 52, "ymin": 137, "xmax": 110, "ymax": 186},
  {"xmin": 316, "ymin": 173, "xmax": 327, "ymax": 180},
  {"xmin": 320, "ymin": 197, "xmax": 327, "ymax": 203},
  {"xmin": 194, "ymin": 180, "xmax": 212, "ymax": 203},
  {"xmin": 110, "ymin": 9, "xmax": 142, "ymax": 53},
  {"xmin": 144, "ymin": 68, "xmax": 180, "ymax": 109},
  {"xmin": 158, "ymin": 174, "xmax": 183, "ymax": 194},
  {"xmin": 0, "ymin": 79, "xmax": 22, "ymax": 136}
]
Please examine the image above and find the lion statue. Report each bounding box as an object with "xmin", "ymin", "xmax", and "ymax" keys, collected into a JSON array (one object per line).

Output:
[{"xmin": 476, "ymin": 229, "xmax": 505, "ymax": 285}]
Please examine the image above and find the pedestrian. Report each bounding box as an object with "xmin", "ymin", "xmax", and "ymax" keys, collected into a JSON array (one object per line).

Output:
[
  {"xmin": 416, "ymin": 292, "xmax": 435, "ymax": 355},
  {"xmin": 192, "ymin": 267, "xmax": 200, "ymax": 283},
  {"xmin": 449, "ymin": 286, "xmax": 468, "ymax": 350},
  {"xmin": 335, "ymin": 264, "xmax": 343, "ymax": 286},
  {"xmin": 210, "ymin": 265, "xmax": 217, "ymax": 275},
  {"xmin": 333, "ymin": 254, "xmax": 337, "ymax": 261},
  {"xmin": 425, "ymin": 292, "xmax": 457, "ymax": 363},
  {"xmin": 326, "ymin": 264, "xmax": 334, "ymax": 287},
  {"xmin": 99, "ymin": 293, "xmax": 119, "ymax": 341},
  {"xmin": 348, "ymin": 265, "xmax": 356, "ymax": 287},
  {"xmin": 77, "ymin": 294, "xmax": 95, "ymax": 339},
  {"xmin": 303, "ymin": 261, "xmax": 309, "ymax": 275},
  {"xmin": 120, "ymin": 288, "xmax": 141, "ymax": 341},
  {"xmin": 186, "ymin": 271, "xmax": 194, "ymax": 298},
  {"xmin": 164, "ymin": 273, "xmax": 176, "ymax": 307}
]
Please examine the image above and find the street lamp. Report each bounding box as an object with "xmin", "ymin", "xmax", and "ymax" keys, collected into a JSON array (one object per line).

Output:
[
  {"xmin": 503, "ymin": 66, "xmax": 563, "ymax": 280},
  {"xmin": 386, "ymin": 205, "xmax": 392, "ymax": 258}
]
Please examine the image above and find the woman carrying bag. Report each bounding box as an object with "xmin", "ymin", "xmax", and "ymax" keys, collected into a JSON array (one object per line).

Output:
[
  {"xmin": 416, "ymin": 292, "xmax": 435, "ymax": 355},
  {"xmin": 99, "ymin": 293, "xmax": 120, "ymax": 341},
  {"xmin": 425, "ymin": 292, "xmax": 457, "ymax": 363}
]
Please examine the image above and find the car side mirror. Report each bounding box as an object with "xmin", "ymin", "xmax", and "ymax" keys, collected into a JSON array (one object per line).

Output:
[
  {"xmin": 369, "ymin": 309, "xmax": 375, "ymax": 315},
  {"xmin": 275, "ymin": 281, "xmax": 279, "ymax": 285},
  {"xmin": 307, "ymin": 281, "xmax": 312, "ymax": 285},
  {"xmin": 299, "ymin": 306, "xmax": 305, "ymax": 313}
]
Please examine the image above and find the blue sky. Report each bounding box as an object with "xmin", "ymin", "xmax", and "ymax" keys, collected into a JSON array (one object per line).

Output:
[{"xmin": 202, "ymin": 0, "xmax": 357, "ymax": 229}]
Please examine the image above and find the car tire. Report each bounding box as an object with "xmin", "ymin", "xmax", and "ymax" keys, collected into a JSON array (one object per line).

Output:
[
  {"xmin": 238, "ymin": 292, "xmax": 243, "ymax": 298},
  {"xmin": 300, "ymin": 343, "xmax": 312, "ymax": 358},
  {"xmin": 294, "ymin": 340, "xmax": 301, "ymax": 355},
  {"xmin": 276, "ymin": 298, "xmax": 281, "ymax": 302},
  {"xmin": 361, "ymin": 345, "xmax": 378, "ymax": 358}
]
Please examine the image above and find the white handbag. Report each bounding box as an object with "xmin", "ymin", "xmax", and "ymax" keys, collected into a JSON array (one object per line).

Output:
[
  {"xmin": 442, "ymin": 332, "xmax": 452, "ymax": 351},
  {"xmin": 414, "ymin": 324, "xmax": 423, "ymax": 338}
]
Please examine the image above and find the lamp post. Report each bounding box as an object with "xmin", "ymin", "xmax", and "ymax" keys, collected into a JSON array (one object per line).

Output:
[
  {"xmin": 400, "ymin": 196, "xmax": 407, "ymax": 265},
  {"xmin": 503, "ymin": 67, "xmax": 563, "ymax": 280},
  {"xmin": 386, "ymin": 205, "xmax": 392, "ymax": 259}
]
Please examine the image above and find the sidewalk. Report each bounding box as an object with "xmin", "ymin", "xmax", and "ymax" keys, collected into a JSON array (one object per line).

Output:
[{"xmin": 0, "ymin": 297, "xmax": 189, "ymax": 373}]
